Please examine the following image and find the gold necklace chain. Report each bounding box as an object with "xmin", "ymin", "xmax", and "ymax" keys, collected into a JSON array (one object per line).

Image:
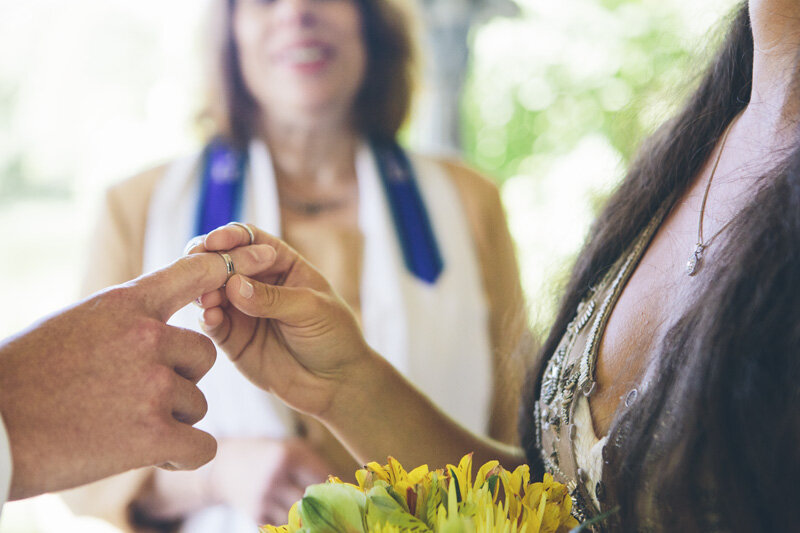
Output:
[{"xmin": 686, "ymin": 114, "xmax": 741, "ymax": 276}]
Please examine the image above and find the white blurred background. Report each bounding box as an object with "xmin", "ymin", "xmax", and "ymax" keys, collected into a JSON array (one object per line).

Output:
[{"xmin": 0, "ymin": 0, "xmax": 736, "ymax": 530}]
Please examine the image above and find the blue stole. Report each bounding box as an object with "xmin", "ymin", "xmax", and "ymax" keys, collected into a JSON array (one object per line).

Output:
[
  {"xmin": 194, "ymin": 138, "xmax": 443, "ymax": 284},
  {"xmin": 194, "ymin": 140, "xmax": 248, "ymax": 237}
]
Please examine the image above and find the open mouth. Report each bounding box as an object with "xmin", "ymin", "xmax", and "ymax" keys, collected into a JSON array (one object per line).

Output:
[{"xmin": 278, "ymin": 43, "xmax": 333, "ymax": 69}]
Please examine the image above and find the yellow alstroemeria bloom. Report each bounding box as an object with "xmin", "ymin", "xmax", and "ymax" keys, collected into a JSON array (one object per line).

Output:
[{"xmin": 262, "ymin": 455, "xmax": 583, "ymax": 533}]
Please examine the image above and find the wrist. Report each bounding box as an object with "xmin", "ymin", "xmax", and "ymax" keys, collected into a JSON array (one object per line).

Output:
[{"xmin": 324, "ymin": 349, "xmax": 393, "ymax": 431}]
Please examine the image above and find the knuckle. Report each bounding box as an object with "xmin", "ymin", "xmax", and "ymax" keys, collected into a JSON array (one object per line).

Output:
[
  {"xmin": 183, "ymin": 253, "xmax": 213, "ymax": 282},
  {"xmin": 202, "ymin": 253, "xmax": 218, "ymax": 280},
  {"xmin": 261, "ymin": 285, "xmax": 281, "ymax": 310},
  {"xmin": 198, "ymin": 253, "xmax": 216, "ymax": 280},
  {"xmin": 130, "ymin": 318, "xmax": 164, "ymax": 352},
  {"xmin": 200, "ymin": 433, "xmax": 218, "ymax": 464},
  {"xmin": 193, "ymin": 388, "xmax": 209, "ymax": 420},
  {"xmin": 308, "ymin": 289, "xmax": 333, "ymax": 312},
  {"xmin": 146, "ymin": 364, "xmax": 175, "ymax": 398},
  {"xmin": 98, "ymin": 285, "xmax": 129, "ymax": 305},
  {"xmin": 180, "ymin": 431, "xmax": 217, "ymax": 470},
  {"xmin": 296, "ymin": 287, "xmax": 316, "ymax": 306},
  {"xmin": 186, "ymin": 333, "xmax": 217, "ymax": 377},
  {"xmin": 93, "ymin": 285, "xmax": 137, "ymax": 316},
  {"xmin": 199, "ymin": 338, "xmax": 217, "ymax": 375}
]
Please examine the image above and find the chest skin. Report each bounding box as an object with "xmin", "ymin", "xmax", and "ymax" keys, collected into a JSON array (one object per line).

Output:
[
  {"xmin": 590, "ymin": 145, "xmax": 761, "ymax": 437},
  {"xmin": 280, "ymin": 205, "xmax": 365, "ymax": 323},
  {"xmin": 591, "ymin": 203, "xmax": 700, "ymax": 436}
]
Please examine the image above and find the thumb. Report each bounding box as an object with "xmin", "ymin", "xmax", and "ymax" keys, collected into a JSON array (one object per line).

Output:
[{"xmin": 132, "ymin": 246, "xmax": 276, "ymax": 321}]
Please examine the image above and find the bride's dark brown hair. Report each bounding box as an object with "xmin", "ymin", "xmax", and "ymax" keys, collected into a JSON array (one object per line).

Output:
[{"xmin": 520, "ymin": 2, "xmax": 800, "ymax": 530}]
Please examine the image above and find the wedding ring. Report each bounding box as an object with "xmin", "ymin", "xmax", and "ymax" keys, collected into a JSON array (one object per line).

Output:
[
  {"xmin": 227, "ymin": 222, "xmax": 255, "ymax": 245},
  {"xmin": 217, "ymin": 252, "xmax": 235, "ymax": 281},
  {"xmin": 183, "ymin": 235, "xmax": 206, "ymax": 256}
]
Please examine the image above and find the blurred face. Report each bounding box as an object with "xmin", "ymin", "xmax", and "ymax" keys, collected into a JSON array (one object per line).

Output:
[{"xmin": 233, "ymin": 0, "xmax": 366, "ymax": 126}]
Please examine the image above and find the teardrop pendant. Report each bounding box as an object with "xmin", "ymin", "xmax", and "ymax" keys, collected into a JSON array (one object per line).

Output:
[{"xmin": 686, "ymin": 245, "xmax": 703, "ymax": 276}]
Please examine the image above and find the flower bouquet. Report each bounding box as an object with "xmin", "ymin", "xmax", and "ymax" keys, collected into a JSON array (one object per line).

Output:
[{"xmin": 261, "ymin": 454, "xmax": 581, "ymax": 533}]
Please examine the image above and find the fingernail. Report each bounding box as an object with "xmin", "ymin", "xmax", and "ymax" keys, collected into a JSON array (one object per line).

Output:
[{"xmin": 239, "ymin": 279, "xmax": 254, "ymax": 299}]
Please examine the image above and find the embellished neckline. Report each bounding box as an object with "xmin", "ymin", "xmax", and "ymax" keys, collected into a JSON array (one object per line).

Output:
[{"xmin": 534, "ymin": 204, "xmax": 670, "ymax": 524}]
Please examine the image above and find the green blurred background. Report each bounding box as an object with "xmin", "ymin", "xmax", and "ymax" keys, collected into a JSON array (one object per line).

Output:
[
  {"xmin": 0, "ymin": 0, "xmax": 736, "ymax": 530},
  {"xmin": 461, "ymin": 0, "xmax": 736, "ymax": 329}
]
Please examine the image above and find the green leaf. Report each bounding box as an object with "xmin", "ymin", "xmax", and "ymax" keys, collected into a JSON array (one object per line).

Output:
[
  {"xmin": 424, "ymin": 479, "xmax": 444, "ymax": 527},
  {"xmin": 448, "ymin": 468, "xmax": 462, "ymax": 503},
  {"xmin": 486, "ymin": 474, "xmax": 499, "ymax": 499},
  {"xmin": 385, "ymin": 510, "xmax": 433, "ymax": 532},
  {"xmin": 301, "ymin": 483, "xmax": 367, "ymax": 533},
  {"xmin": 569, "ymin": 506, "xmax": 620, "ymax": 533},
  {"xmin": 298, "ymin": 496, "xmax": 339, "ymax": 533},
  {"xmin": 365, "ymin": 483, "xmax": 407, "ymax": 529},
  {"xmin": 459, "ymin": 502, "xmax": 478, "ymax": 518},
  {"xmin": 385, "ymin": 485, "xmax": 411, "ymax": 513}
]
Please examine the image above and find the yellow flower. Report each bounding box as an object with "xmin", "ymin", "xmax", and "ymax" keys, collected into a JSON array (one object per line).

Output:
[
  {"xmin": 262, "ymin": 454, "xmax": 583, "ymax": 533},
  {"xmin": 259, "ymin": 526, "xmax": 288, "ymax": 533}
]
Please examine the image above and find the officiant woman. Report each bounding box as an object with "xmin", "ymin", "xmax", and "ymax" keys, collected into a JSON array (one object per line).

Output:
[
  {"xmin": 63, "ymin": 0, "xmax": 528, "ymax": 531},
  {"xmin": 196, "ymin": 0, "xmax": 800, "ymax": 530}
]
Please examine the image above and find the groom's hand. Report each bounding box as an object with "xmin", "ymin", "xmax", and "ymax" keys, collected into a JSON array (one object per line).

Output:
[{"xmin": 0, "ymin": 245, "xmax": 275, "ymax": 500}]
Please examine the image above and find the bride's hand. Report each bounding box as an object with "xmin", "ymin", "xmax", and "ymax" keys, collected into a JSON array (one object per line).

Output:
[
  {"xmin": 191, "ymin": 224, "xmax": 375, "ymax": 419},
  {"xmin": 189, "ymin": 225, "xmax": 523, "ymax": 470}
]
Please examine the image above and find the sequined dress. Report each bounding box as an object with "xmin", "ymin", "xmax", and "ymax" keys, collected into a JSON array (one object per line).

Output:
[{"xmin": 533, "ymin": 206, "xmax": 667, "ymax": 525}]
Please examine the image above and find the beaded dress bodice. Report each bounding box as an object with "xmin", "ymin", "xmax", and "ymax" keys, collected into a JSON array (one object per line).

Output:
[{"xmin": 533, "ymin": 206, "xmax": 667, "ymax": 524}]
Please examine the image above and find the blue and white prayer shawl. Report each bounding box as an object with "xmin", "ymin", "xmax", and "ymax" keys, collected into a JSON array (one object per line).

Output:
[
  {"xmin": 195, "ymin": 137, "xmax": 444, "ymax": 284},
  {"xmin": 144, "ymin": 140, "xmax": 494, "ymax": 533}
]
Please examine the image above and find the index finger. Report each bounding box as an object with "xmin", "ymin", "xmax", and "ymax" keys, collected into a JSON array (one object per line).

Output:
[
  {"xmin": 131, "ymin": 245, "xmax": 277, "ymax": 321},
  {"xmin": 203, "ymin": 224, "xmax": 326, "ymax": 290}
]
